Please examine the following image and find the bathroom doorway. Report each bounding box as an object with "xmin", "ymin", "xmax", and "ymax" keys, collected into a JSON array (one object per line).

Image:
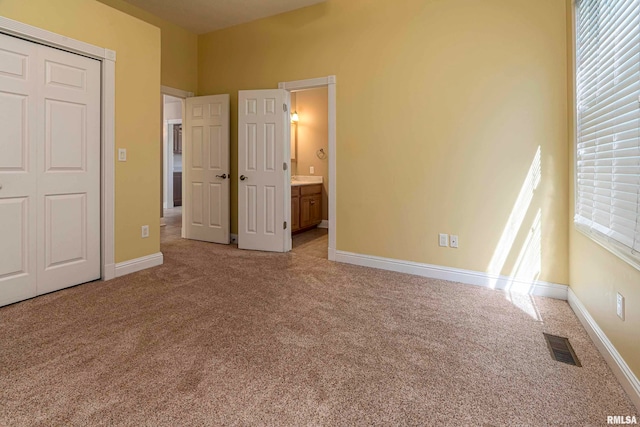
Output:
[{"xmin": 288, "ymin": 85, "xmax": 330, "ymax": 259}]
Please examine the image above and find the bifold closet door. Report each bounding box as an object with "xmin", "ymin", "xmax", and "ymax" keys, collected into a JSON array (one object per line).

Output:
[
  {"xmin": 35, "ymin": 36, "xmax": 101, "ymax": 295},
  {"xmin": 0, "ymin": 34, "xmax": 38, "ymax": 305},
  {"xmin": 0, "ymin": 33, "xmax": 101, "ymax": 306}
]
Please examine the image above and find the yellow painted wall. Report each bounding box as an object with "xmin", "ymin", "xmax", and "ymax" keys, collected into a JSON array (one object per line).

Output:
[
  {"xmin": 97, "ymin": 0, "xmax": 198, "ymax": 93},
  {"xmin": 293, "ymin": 88, "xmax": 329, "ymax": 220},
  {"xmin": 199, "ymin": 0, "xmax": 569, "ymax": 284},
  {"xmin": 0, "ymin": 0, "xmax": 162, "ymax": 263},
  {"xmin": 566, "ymin": 3, "xmax": 640, "ymax": 380}
]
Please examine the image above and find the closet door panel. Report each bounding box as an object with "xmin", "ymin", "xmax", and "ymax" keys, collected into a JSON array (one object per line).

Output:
[
  {"xmin": 0, "ymin": 92, "xmax": 28, "ymax": 171},
  {"xmin": 36, "ymin": 44, "xmax": 101, "ymax": 295},
  {"xmin": 0, "ymin": 34, "xmax": 37, "ymax": 306}
]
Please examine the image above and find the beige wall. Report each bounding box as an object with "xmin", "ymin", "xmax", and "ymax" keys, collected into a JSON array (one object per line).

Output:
[
  {"xmin": 1, "ymin": 0, "xmax": 162, "ymax": 263},
  {"xmin": 98, "ymin": 0, "xmax": 198, "ymax": 93},
  {"xmin": 566, "ymin": 3, "xmax": 640, "ymax": 380},
  {"xmin": 199, "ymin": 0, "xmax": 569, "ymax": 284},
  {"xmin": 294, "ymin": 88, "xmax": 329, "ymax": 221}
]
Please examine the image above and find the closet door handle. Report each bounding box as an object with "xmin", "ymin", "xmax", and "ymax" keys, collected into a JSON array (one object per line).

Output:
[
  {"xmin": 240, "ymin": 175, "xmax": 247, "ymax": 181},
  {"xmin": 215, "ymin": 174, "xmax": 227, "ymax": 179}
]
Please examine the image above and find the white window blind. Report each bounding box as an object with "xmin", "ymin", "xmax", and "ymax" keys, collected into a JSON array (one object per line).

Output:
[{"xmin": 575, "ymin": 0, "xmax": 640, "ymax": 267}]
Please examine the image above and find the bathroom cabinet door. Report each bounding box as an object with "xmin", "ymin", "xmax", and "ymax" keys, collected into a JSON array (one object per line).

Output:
[
  {"xmin": 300, "ymin": 195, "xmax": 321, "ymax": 229},
  {"xmin": 173, "ymin": 172, "xmax": 182, "ymax": 206},
  {"xmin": 291, "ymin": 195, "xmax": 300, "ymax": 231}
]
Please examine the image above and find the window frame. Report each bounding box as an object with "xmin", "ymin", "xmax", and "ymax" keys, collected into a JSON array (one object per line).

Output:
[{"xmin": 572, "ymin": 0, "xmax": 640, "ymax": 272}]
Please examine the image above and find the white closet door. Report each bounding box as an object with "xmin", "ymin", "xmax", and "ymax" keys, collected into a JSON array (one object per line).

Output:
[
  {"xmin": 0, "ymin": 33, "xmax": 101, "ymax": 305},
  {"xmin": 35, "ymin": 40, "xmax": 101, "ymax": 295},
  {"xmin": 0, "ymin": 34, "xmax": 38, "ymax": 305}
]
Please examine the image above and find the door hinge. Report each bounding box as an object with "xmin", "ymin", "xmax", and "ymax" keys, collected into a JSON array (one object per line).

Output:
[
  {"xmin": 283, "ymin": 103, "xmax": 288, "ymax": 112},
  {"xmin": 284, "ymin": 221, "xmax": 287, "ymax": 230},
  {"xmin": 283, "ymin": 162, "xmax": 288, "ymax": 171}
]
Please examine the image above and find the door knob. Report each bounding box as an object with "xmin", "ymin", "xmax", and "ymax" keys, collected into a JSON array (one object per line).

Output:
[
  {"xmin": 216, "ymin": 174, "xmax": 227, "ymax": 179},
  {"xmin": 240, "ymin": 175, "xmax": 247, "ymax": 181}
]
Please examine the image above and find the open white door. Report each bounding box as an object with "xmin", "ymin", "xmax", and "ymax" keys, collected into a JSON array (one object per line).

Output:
[
  {"xmin": 184, "ymin": 94, "xmax": 231, "ymax": 244},
  {"xmin": 238, "ymin": 89, "xmax": 291, "ymax": 252}
]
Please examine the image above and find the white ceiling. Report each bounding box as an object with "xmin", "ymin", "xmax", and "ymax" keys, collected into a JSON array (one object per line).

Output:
[{"xmin": 123, "ymin": 0, "xmax": 326, "ymax": 34}]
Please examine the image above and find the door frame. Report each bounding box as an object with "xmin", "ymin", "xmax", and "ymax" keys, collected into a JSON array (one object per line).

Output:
[
  {"xmin": 278, "ymin": 76, "xmax": 337, "ymax": 260},
  {"xmin": 0, "ymin": 16, "xmax": 117, "ymax": 280}
]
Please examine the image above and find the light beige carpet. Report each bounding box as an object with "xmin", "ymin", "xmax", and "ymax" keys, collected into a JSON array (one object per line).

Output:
[{"xmin": 0, "ymin": 212, "xmax": 637, "ymax": 426}]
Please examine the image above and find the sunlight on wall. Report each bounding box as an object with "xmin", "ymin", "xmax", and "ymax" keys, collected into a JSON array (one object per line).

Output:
[
  {"xmin": 488, "ymin": 146, "xmax": 542, "ymax": 286},
  {"xmin": 504, "ymin": 208, "xmax": 543, "ymax": 320},
  {"xmin": 509, "ymin": 208, "xmax": 542, "ymax": 288}
]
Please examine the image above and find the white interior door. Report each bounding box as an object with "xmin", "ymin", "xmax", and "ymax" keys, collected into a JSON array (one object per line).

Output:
[
  {"xmin": 184, "ymin": 94, "xmax": 230, "ymax": 244},
  {"xmin": 238, "ymin": 89, "xmax": 291, "ymax": 252},
  {"xmin": 0, "ymin": 34, "xmax": 38, "ymax": 305},
  {"xmin": 0, "ymin": 33, "xmax": 101, "ymax": 305}
]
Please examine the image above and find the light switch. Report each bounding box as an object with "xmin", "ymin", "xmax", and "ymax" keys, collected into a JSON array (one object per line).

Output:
[
  {"xmin": 310, "ymin": 166, "xmax": 315, "ymax": 174},
  {"xmin": 118, "ymin": 148, "xmax": 127, "ymax": 162}
]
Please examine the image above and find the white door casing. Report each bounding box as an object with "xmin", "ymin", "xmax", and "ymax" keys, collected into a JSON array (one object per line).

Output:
[
  {"xmin": 184, "ymin": 94, "xmax": 231, "ymax": 244},
  {"xmin": 0, "ymin": 33, "xmax": 101, "ymax": 304},
  {"xmin": 237, "ymin": 89, "xmax": 291, "ymax": 252}
]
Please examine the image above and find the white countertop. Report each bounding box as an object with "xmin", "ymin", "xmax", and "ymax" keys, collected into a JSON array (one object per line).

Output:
[{"xmin": 291, "ymin": 175, "xmax": 323, "ymax": 187}]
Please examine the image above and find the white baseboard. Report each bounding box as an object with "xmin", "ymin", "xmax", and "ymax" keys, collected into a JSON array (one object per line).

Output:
[
  {"xmin": 334, "ymin": 250, "xmax": 568, "ymax": 300},
  {"xmin": 568, "ymin": 289, "xmax": 640, "ymax": 411},
  {"xmin": 318, "ymin": 220, "xmax": 329, "ymax": 229},
  {"xmin": 115, "ymin": 252, "xmax": 163, "ymax": 278},
  {"xmin": 230, "ymin": 233, "xmax": 238, "ymax": 244}
]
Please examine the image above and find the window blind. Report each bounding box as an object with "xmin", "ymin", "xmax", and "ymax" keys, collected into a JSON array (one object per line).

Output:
[{"xmin": 576, "ymin": 0, "xmax": 640, "ymax": 264}]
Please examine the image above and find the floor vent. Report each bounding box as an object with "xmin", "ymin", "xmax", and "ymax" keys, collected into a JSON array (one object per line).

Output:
[{"xmin": 544, "ymin": 333, "xmax": 581, "ymax": 367}]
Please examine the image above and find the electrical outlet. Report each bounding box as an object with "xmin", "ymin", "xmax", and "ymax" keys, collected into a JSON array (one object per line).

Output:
[
  {"xmin": 439, "ymin": 233, "xmax": 449, "ymax": 247},
  {"xmin": 310, "ymin": 166, "xmax": 315, "ymax": 175},
  {"xmin": 141, "ymin": 225, "xmax": 149, "ymax": 238},
  {"xmin": 450, "ymin": 235, "xmax": 458, "ymax": 248},
  {"xmin": 118, "ymin": 148, "xmax": 127, "ymax": 162},
  {"xmin": 616, "ymin": 293, "xmax": 625, "ymax": 320}
]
